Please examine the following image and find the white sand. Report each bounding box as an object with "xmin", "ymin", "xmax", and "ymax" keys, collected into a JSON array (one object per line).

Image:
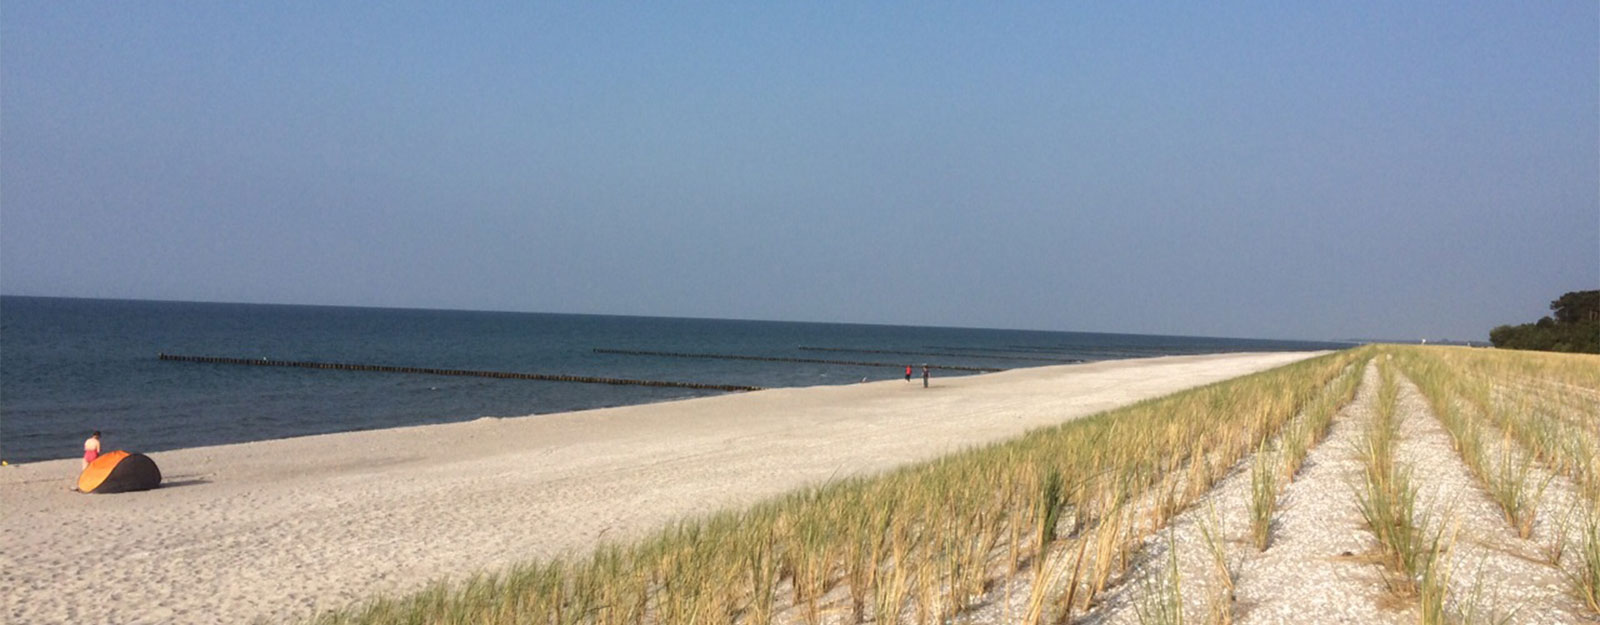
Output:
[
  {"xmin": 1387, "ymin": 374, "xmax": 1588, "ymax": 624},
  {"xmin": 0, "ymin": 351, "xmax": 1319, "ymax": 625},
  {"xmin": 1062, "ymin": 363, "xmax": 1389, "ymax": 625},
  {"xmin": 1019, "ymin": 360, "xmax": 1589, "ymax": 625},
  {"xmin": 1231, "ymin": 362, "xmax": 1403, "ymax": 625}
]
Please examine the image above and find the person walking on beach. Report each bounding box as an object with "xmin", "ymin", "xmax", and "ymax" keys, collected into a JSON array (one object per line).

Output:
[
  {"xmin": 922, "ymin": 365, "xmax": 930, "ymax": 388},
  {"xmin": 905, "ymin": 365, "xmax": 913, "ymax": 382},
  {"xmin": 82, "ymin": 431, "xmax": 101, "ymax": 470}
]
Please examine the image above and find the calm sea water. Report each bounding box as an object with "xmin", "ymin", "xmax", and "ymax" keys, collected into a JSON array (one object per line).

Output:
[{"xmin": 0, "ymin": 296, "xmax": 1346, "ymax": 464}]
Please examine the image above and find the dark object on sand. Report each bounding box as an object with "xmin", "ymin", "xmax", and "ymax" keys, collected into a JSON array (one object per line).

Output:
[{"xmin": 77, "ymin": 451, "xmax": 162, "ymax": 493}]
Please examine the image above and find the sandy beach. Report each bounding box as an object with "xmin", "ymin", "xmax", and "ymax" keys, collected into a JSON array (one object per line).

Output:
[{"xmin": 1, "ymin": 351, "xmax": 1320, "ymax": 625}]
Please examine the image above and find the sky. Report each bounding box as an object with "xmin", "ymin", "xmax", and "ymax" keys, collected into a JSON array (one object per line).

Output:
[{"xmin": 2, "ymin": 3, "xmax": 1595, "ymax": 342}]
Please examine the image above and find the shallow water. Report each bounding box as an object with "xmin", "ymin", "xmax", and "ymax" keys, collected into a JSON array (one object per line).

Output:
[{"xmin": 0, "ymin": 296, "xmax": 1346, "ymax": 463}]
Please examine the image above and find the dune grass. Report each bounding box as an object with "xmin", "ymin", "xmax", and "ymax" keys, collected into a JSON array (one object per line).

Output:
[
  {"xmin": 1394, "ymin": 346, "xmax": 1599, "ymax": 507},
  {"xmin": 1389, "ymin": 345, "xmax": 1600, "ymax": 617},
  {"xmin": 1347, "ymin": 355, "xmax": 1458, "ymax": 625},
  {"xmin": 300, "ymin": 345, "xmax": 1600, "ymax": 624},
  {"xmin": 1354, "ymin": 357, "xmax": 1421, "ymax": 587},
  {"xmin": 1247, "ymin": 445, "xmax": 1278, "ymax": 551},
  {"xmin": 302, "ymin": 350, "xmax": 1370, "ymax": 625},
  {"xmin": 1574, "ymin": 510, "xmax": 1600, "ymax": 613}
]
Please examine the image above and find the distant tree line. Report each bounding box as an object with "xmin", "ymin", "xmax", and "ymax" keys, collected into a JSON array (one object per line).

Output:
[{"xmin": 1489, "ymin": 290, "xmax": 1599, "ymax": 353}]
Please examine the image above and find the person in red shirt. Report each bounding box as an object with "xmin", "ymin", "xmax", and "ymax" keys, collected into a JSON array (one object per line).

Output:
[{"xmin": 82, "ymin": 431, "xmax": 102, "ymax": 470}]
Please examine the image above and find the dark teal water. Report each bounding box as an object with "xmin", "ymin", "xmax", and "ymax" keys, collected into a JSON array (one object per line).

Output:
[{"xmin": 0, "ymin": 296, "xmax": 1347, "ymax": 463}]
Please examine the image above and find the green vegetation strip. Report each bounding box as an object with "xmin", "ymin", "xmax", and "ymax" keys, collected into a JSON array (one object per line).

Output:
[{"xmin": 305, "ymin": 350, "xmax": 1363, "ymax": 625}]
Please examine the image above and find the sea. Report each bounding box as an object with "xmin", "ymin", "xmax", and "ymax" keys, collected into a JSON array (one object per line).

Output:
[{"xmin": 0, "ymin": 296, "xmax": 1348, "ymax": 464}]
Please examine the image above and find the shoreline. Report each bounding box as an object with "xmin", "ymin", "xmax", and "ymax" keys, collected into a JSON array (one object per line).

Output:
[{"xmin": 2, "ymin": 351, "xmax": 1323, "ymax": 625}]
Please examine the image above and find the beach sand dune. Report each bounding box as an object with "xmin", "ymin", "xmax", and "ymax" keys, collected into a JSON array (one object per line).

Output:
[{"xmin": 1, "ymin": 351, "xmax": 1320, "ymax": 625}]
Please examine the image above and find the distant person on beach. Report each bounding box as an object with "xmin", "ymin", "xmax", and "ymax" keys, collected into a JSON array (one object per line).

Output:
[
  {"xmin": 82, "ymin": 431, "xmax": 101, "ymax": 470},
  {"xmin": 922, "ymin": 365, "xmax": 930, "ymax": 388},
  {"xmin": 905, "ymin": 365, "xmax": 913, "ymax": 382}
]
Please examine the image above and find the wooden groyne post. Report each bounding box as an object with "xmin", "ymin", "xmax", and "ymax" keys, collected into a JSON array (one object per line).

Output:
[{"xmin": 157, "ymin": 353, "xmax": 764, "ymax": 392}]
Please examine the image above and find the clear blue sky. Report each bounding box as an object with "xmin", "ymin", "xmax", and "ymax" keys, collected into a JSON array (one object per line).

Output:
[{"xmin": 3, "ymin": 3, "xmax": 1595, "ymax": 341}]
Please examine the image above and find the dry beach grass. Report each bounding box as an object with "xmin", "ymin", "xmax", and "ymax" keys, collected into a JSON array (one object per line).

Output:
[{"xmin": 5, "ymin": 346, "xmax": 1595, "ymax": 625}]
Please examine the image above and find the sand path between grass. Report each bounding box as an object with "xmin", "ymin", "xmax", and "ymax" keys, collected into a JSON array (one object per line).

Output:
[
  {"xmin": 1387, "ymin": 373, "xmax": 1588, "ymax": 624},
  {"xmin": 1054, "ymin": 361, "xmax": 1591, "ymax": 625},
  {"xmin": 1, "ymin": 351, "xmax": 1319, "ymax": 625}
]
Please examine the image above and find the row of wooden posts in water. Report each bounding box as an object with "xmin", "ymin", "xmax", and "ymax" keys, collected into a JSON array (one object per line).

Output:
[
  {"xmin": 156, "ymin": 353, "xmax": 765, "ymax": 392},
  {"xmin": 159, "ymin": 347, "xmax": 1008, "ymax": 391}
]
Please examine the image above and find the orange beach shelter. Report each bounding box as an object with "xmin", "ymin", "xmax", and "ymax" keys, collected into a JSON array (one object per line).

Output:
[{"xmin": 77, "ymin": 450, "xmax": 162, "ymax": 493}]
